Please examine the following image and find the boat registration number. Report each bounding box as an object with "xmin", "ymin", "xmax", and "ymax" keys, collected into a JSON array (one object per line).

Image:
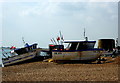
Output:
[{"xmin": 54, "ymin": 52, "xmax": 62, "ymax": 54}]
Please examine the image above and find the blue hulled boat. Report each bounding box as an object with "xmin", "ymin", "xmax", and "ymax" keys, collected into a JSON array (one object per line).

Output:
[{"xmin": 2, "ymin": 43, "xmax": 41, "ymax": 66}]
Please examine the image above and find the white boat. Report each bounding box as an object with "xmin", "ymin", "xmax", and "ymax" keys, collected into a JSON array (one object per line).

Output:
[
  {"xmin": 51, "ymin": 40, "xmax": 103, "ymax": 62},
  {"xmin": 2, "ymin": 43, "xmax": 41, "ymax": 66}
]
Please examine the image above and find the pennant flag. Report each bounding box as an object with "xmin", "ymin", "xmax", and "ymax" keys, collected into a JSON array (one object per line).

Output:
[
  {"xmin": 57, "ymin": 37, "xmax": 60, "ymax": 41},
  {"xmin": 10, "ymin": 46, "xmax": 16, "ymax": 49}
]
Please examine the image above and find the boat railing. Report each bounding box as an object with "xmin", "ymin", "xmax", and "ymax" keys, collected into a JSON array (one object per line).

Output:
[
  {"xmin": 2, "ymin": 49, "xmax": 18, "ymax": 60},
  {"xmin": 2, "ymin": 49, "xmax": 11, "ymax": 57}
]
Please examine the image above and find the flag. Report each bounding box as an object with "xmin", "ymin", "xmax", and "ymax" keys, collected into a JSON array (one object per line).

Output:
[
  {"xmin": 10, "ymin": 46, "xmax": 16, "ymax": 49},
  {"xmin": 57, "ymin": 37, "xmax": 60, "ymax": 41}
]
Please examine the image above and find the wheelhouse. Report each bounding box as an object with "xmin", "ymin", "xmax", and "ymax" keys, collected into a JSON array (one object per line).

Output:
[
  {"xmin": 64, "ymin": 41, "xmax": 96, "ymax": 51},
  {"xmin": 14, "ymin": 43, "xmax": 37, "ymax": 55}
]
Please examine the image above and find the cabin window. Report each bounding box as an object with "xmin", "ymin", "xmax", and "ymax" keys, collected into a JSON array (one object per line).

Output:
[
  {"xmin": 69, "ymin": 43, "xmax": 78, "ymax": 50},
  {"xmin": 77, "ymin": 42, "xmax": 95, "ymax": 50},
  {"xmin": 87, "ymin": 43, "xmax": 95, "ymax": 49}
]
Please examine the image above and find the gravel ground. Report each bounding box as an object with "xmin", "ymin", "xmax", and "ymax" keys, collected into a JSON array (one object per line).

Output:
[{"xmin": 2, "ymin": 56, "xmax": 120, "ymax": 82}]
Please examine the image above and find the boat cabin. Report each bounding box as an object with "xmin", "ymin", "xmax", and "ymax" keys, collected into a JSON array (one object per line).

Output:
[
  {"xmin": 49, "ymin": 40, "xmax": 96, "ymax": 51},
  {"xmin": 14, "ymin": 43, "xmax": 37, "ymax": 55},
  {"xmin": 65, "ymin": 41, "xmax": 96, "ymax": 51},
  {"xmin": 49, "ymin": 45, "xmax": 64, "ymax": 51}
]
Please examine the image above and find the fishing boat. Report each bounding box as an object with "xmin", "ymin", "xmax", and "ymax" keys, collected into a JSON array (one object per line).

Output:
[
  {"xmin": 2, "ymin": 43, "xmax": 41, "ymax": 66},
  {"xmin": 46, "ymin": 30, "xmax": 103, "ymax": 63},
  {"xmin": 50, "ymin": 40, "xmax": 103, "ymax": 63}
]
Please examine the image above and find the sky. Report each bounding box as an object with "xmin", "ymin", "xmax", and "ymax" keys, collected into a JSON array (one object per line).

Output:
[{"xmin": 0, "ymin": 0, "xmax": 118, "ymax": 48}]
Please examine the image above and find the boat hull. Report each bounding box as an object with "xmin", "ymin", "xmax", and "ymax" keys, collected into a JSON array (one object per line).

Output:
[
  {"xmin": 2, "ymin": 51, "xmax": 37, "ymax": 66},
  {"xmin": 52, "ymin": 50, "xmax": 102, "ymax": 62}
]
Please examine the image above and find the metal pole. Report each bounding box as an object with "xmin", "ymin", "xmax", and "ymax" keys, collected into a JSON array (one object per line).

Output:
[{"xmin": 52, "ymin": 38, "xmax": 57, "ymax": 45}]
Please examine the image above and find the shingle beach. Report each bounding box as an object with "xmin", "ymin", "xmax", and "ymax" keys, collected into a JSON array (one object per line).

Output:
[{"xmin": 2, "ymin": 56, "xmax": 120, "ymax": 82}]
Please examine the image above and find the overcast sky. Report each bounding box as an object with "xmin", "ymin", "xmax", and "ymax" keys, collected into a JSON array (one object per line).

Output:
[{"xmin": 1, "ymin": 0, "xmax": 118, "ymax": 48}]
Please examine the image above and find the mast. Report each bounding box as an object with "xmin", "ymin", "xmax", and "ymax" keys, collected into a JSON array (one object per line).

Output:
[
  {"xmin": 84, "ymin": 28, "xmax": 85, "ymax": 39},
  {"xmin": 59, "ymin": 30, "xmax": 64, "ymax": 45},
  {"xmin": 84, "ymin": 28, "xmax": 88, "ymax": 41}
]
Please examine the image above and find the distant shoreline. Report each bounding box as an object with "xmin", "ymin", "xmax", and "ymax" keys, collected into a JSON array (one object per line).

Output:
[{"xmin": 1, "ymin": 47, "xmax": 11, "ymax": 49}]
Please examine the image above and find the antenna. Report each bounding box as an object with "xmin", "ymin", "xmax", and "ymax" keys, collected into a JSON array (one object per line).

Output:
[
  {"xmin": 59, "ymin": 30, "xmax": 62, "ymax": 45},
  {"xmin": 84, "ymin": 28, "xmax": 88, "ymax": 41},
  {"xmin": 22, "ymin": 37, "xmax": 26, "ymax": 45},
  {"xmin": 51, "ymin": 39, "xmax": 55, "ymax": 44},
  {"xmin": 59, "ymin": 30, "xmax": 62, "ymax": 39},
  {"xmin": 84, "ymin": 28, "xmax": 85, "ymax": 39},
  {"xmin": 52, "ymin": 38, "xmax": 57, "ymax": 45}
]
